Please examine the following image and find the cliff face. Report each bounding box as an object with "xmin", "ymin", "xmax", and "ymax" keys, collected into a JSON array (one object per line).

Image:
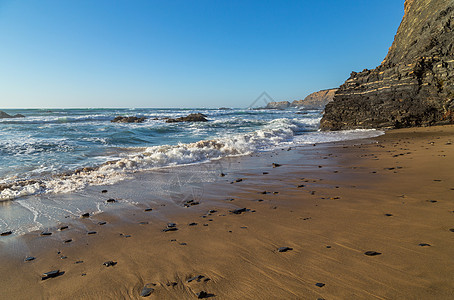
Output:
[
  {"xmin": 291, "ymin": 88, "xmax": 338, "ymax": 109},
  {"xmin": 321, "ymin": 0, "xmax": 454, "ymax": 130}
]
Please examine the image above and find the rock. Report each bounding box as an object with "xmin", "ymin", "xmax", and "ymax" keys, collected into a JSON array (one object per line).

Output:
[
  {"xmin": 41, "ymin": 270, "xmax": 63, "ymax": 280},
  {"xmin": 111, "ymin": 116, "xmax": 146, "ymax": 123},
  {"xmin": 272, "ymin": 163, "xmax": 281, "ymax": 168},
  {"xmin": 187, "ymin": 275, "xmax": 205, "ymax": 283},
  {"xmin": 140, "ymin": 285, "xmax": 154, "ymax": 297},
  {"xmin": 64, "ymin": 239, "xmax": 72, "ymax": 243},
  {"xmin": 278, "ymin": 247, "xmax": 293, "ymax": 252},
  {"xmin": 167, "ymin": 223, "xmax": 177, "ymax": 228},
  {"xmin": 87, "ymin": 231, "xmax": 97, "ymax": 235},
  {"xmin": 0, "ymin": 111, "xmax": 25, "ymax": 119},
  {"xmin": 98, "ymin": 221, "xmax": 107, "ymax": 225},
  {"xmin": 106, "ymin": 199, "xmax": 116, "ymax": 203},
  {"xmin": 364, "ymin": 251, "xmax": 382, "ymax": 256},
  {"xmin": 1, "ymin": 231, "xmax": 12, "ymax": 236},
  {"xmin": 189, "ymin": 222, "xmax": 198, "ymax": 226},
  {"xmin": 166, "ymin": 113, "xmax": 208, "ymax": 123},
  {"xmin": 196, "ymin": 291, "xmax": 208, "ymax": 299},
  {"xmin": 103, "ymin": 261, "xmax": 117, "ymax": 267},
  {"xmin": 315, "ymin": 282, "xmax": 325, "ymax": 288},
  {"xmin": 162, "ymin": 228, "xmax": 178, "ymax": 232},
  {"xmin": 230, "ymin": 208, "xmax": 247, "ymax": 214},
  {"xmin": 449, "ymin": 228, "xmax": 454, "ymax": 232},
  {"xmin": 418, "ymin": 243, "xmax": 431, "ymax": 247},
  {"xmin": 24, "ymin": 256, "xmax": 35, "ymax": 262},
  {"xmin": 144, "ymin": 208, "xmax": 153, "ymax": 211},
  {"xmin": 385, "ymin": 213, "xmax": 393, "ymax": 216},
  {"xmin": 101, "ymin": 190, "xmax": 108, "ymax": 193},
  {"xmin": 321, "ymin": 0, "xmax": 454, "ymax": 130},
  {"xmin": 291, "ymin": 89, "xmax": 338, "ymax": 109},
  {"xmin": 81, "ymin": 212, "xmax": 90, "ymax": 218},
  {"xmin": 40, "ymin": 231, "xmax": 52, "ymax": 236},
  {"xmin": 264, "ymin": 101, "xmax": 291, "ymax": 109}
]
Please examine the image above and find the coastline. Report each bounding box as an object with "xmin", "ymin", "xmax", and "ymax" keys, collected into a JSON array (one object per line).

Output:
[{"xmin": 1, "ymin": 125, "xmax": 453, "ymax": 299}]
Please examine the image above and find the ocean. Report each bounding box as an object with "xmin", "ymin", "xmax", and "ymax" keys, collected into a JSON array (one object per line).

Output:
[{"xmin": 0, "ymin": 108, "xmax": 383, "ymax": 234}]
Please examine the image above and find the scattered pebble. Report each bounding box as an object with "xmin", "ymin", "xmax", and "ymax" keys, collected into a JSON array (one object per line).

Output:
[
  {"xmin": 188, "ymin": 222, "xmax": 198, "ymax": 226},
  {"xmin": 196, "ymin": 291, "xmax": 208, "ymax": 299},
  {"xmin": 418, "ymin": 243, "xmax": 431, "ymax": 247},
  {"xmin": 24, "ymin": 256, "xmax": 35, "ymax": 262},
  {"xmin": 107, "ymin": 199, "xmax": 116, "ymax": 203},
  {"xmin": 103, "ymin": 261, "xmax": 117, "ymax": 267},
  {"xmin": 144, "ymin": 208, "xmax": 153, "ymax": 212},
  {"xmin": 364, "ymin": 251, "xmax": 382, "ymax": 256},
  {"xmin": 101, "ymin": 190, "xmax": 108, "ymax": 193},
  {"xmin": 81, "ymin": 213, "xmax": 90, "ymax": 218},
  {"xmin": 41, "ymin": 270, "xmax": 63, "ymax": 280},
  {"xmin": 230, "ymin": 208, "xmax": 247, "ymax": 215},
  {"xmin": 1, "ymin": 231, "xmax": 12, "ymax": 236},
  {"xmin": 140, "ymin": 285, "xmax": 154, "ymax": 297},
  {"xmin": 98, "ymin": 221, "xmax": 107, "ymax": 225},
  {"xmin": 87, "ymin": 231, "xmax": 97, "ymax": 235},
  {"xmin": 263, "ymin": 172, "xmax": 269, "ymax": 175},
  {"xmin": 385, "ymin": 213, "xmax": 393, "ymax": 217},
  {"xmin": 315, "ymin": 282, "xmax": 325, "ymax": 288},
  {"xmin": 278, "ymin": 247, "xmax": 293, "ymax": 252},
  {"xmin": 272, "ymin": 163, "xmax": 281, "ymax": 168},
  {"xmin": 63, "ymin": 239, "xmax": 72, "ymax": 244},
  {"xmin": 59, "ymin": 226, "xmax": 69, "ymax": 231},
  {"xmin": 162, "ymin": 228, "xmax": 178, "ymax": 232},
  {"xmin": 40, "ymin": 231, "xmax": 52, "ymax": 236},
  {"xmin": 187, "ymin": 275, "xmax": 205, "ymax": 283}
]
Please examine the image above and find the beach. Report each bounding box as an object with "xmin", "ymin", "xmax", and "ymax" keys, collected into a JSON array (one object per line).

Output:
[{"xmin": 1, "ymin": 124, "xmax": 453, "ymax": 299}]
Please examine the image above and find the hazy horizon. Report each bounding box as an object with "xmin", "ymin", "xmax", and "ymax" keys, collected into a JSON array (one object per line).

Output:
[{"xmin": 0, "ymin": 0, "xmax": 403, "ymax": 109}]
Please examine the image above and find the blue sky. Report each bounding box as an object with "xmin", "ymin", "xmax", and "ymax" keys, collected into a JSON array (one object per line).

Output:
[{"xmin": 0, "ymin": 0, "xmax": 404, "ymax": 108}]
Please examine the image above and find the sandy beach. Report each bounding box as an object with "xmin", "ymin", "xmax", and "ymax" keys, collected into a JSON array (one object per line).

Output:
[{"xmin": 1, "ymin": 125, "xmax": 453, "ymax": 299}]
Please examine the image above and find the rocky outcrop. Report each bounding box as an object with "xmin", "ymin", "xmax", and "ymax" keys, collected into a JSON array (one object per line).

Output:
[
  {"xmin": 265, "ymin": 101, "xmax": 290, "ymax": 109},
  {"xmin": 321, "ymin": 0, "xmax": 454, "ymax": 130},
  {"xmin": 0, "ymin": 111, "xmax": 25, "ymax": 118},
  {"xmin": 291, "ymin": 88, "xmax": 338, "ymax": 109},
  {"xmin": 111, "ymin": 116, "xmax": 146, "ymax": 123},
  {"xmin": 165, "ymin": 113, "xmax": 208, "ymax": 123}
]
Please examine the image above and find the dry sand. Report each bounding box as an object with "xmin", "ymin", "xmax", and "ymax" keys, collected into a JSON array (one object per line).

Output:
[{"xmin": 1, "ymin": 125, "xmax": 453, "ymax": 299}]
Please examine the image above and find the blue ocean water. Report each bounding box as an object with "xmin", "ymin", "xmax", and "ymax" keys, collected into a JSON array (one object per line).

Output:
[{"xmin": 0, "ymin": 108, "xmax": 382, "ymax": 201}]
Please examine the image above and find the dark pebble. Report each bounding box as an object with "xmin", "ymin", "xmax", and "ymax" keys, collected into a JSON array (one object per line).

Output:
[
  {"xmin": 24, "ymin": 256, "xmax": 35, "ymax": 262},
  {"xmin": 139, "ymin": 221, "xmax": 149, "ymax": 225},
  {"xmin": 162, "ymin": 228, "xmax": 178, "ymax": 232},
  {"xmin": 278, "ymin": 247, "xmax": 293, "ymax": 252},
  {"xmin": 103, "ymin": 261, "xmax": 117, "ymax": 267},
  {"xmin": 315, "ymin": 282, "xmax": 325, "ymax": 288},
  {"xmin": 81, "ymin": 213, "xmax": 90, "ymax": 218},
  {"xmin": 180, "ymin": 242, "xmax": 187, "ymax": 245},
  {"xmin": 166, "ymin": 282, "xmax": 177, "ymax": 287},
  {"xmin": 208, "ymin": 210, "xmax": 217, "ymax": 214},
  {"xmin": 235, "ymin": 178, "xmax": 243, "ymax": 182},
  {"xmin": 87, "ymin": 231, "xmax": 97, "ymax": 235},
  {"xmin": 449, "ymin": 228, "xmax": 454, "ymax": 232},
  {"xmin": 427, "ymin": 200, "xmax": 438, "ymax": 203},
  {"xmin": 196, "ymin": 291, "xmax": 208, "ymax": 299},
  {"xmin": 140, "ymin": 286, "xmax": 154, "ymax": 297},
  {"xmin": 41, "ymin": 270, "xmax": 63, "ymax": 280},
  {"xmin": 107, "ymin": 199, "xmax": 116, "ymax": 203},
  {"xmin": 220, "ymin": 173, "xmax": 225, "ymax": 177},
  {"xmin": 297, "ymin": 185, "xmax": 305, "ymax": 188},
  {"xmin": 60, "ymin": 256, "xmax": 67, "ymax": 259},
  {"xmin": 41, "ymin": 231, "xmax": 52, "ymax": 236},
  {"xmin": 1, "ymin": 231, "xmax": 12, "ymax": 236},
  {"xmin": 144, "ymin": 208, "xmax": 153, "ymax": 212},
  {"xmin": 75, "ymin": 260, "xmax": 84, "ymax": 264},
  {"xmin": 385, "ymin": 213, "xmax": 393, "ymax": 216},
  {"xmin": 326, "ymin": 245, "xmax": 331, "ymax": 248},
  {"xmin": 98, "ymin": 221, "xmax": 107, "ymax": 225},
  {"xmin": 188, "ymin": 222, "xmax": 198, "ymax": 226},
  {"xmin": 364, "ymin": 251, "xmax": 382, "ymax": 256},
  {"xmin": 63, "ymin": 239, "xmax": 72, "ymax": 243},
  {"xmin": 230, "ymin": 208, "xmax": 247, "ymax": 215},
  {"xmin": 167, "ymin": 223, "xmax": 177, "ymax": 228},
  {"xmin": 187, "ymin": 275, "xmax": 204, "ymax": 283},
  {"xmin": 263, "ymin": 172, "xmax": 269, "ymax": 174},
  {"xmin": 418, "ymin": 243, "xmax": 431, "ymax": 247},
  {"xmin": 203, "ymin": 224, "xmax": 209, "ymax": 226},
  {"xmin": 59, "ymin": 226, "xmax": 69, "ymax": 231},
  {"xmin": 101, "ymin": 190, "xmax": 108, "ymax": 193},
  {"xmin": 272, "ymin": 163, "xmax": 281, "ymax": 168}
]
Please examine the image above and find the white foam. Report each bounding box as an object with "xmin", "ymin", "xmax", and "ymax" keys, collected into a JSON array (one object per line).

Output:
[{"xmin": 0, "ymin": 118, "xmax": 383, "ymax": 200}]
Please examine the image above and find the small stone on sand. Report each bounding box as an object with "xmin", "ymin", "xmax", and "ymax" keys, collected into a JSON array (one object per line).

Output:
[
  {"xmin": 1, "ymin": 231, "xmax": 12, "ymax": 236},
  {"xmin": 103, "ymin": 261, "xmax": 117, "ymax": 267},
  {"xmin": 24, "ymin": 256, "xmax": 35, "ymax": 262},
  {"xmin": 315, "ymin": 282, "xmax": 325, "ymax": 287},
  {"xmin": 364, "ymin": 251, "xmax": 382, "ymax": 256},
  {"xmin": 278, "ymin": 247, "xmax": 293, "ymax": 252}
]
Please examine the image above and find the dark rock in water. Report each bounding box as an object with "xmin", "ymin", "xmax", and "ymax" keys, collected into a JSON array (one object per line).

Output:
[
  {"xmin": 58, "ymin": 226, "xmax": 69, "ymax": 231},
  {"xmin": 103, "ymin": 261, "xmax": 117, "ymax": 267},
  {"xmin": 166, "ymin": 282, "xmax": 178, "ymax": 287},
  {"xmin": 140, "ymin": 285, "xmax": 154, "ymax": 297},
  {"xmin": 87, "ymin": 231, "xmax": 97, "ymax": 235},
  {"xmin": 230, "ymin": 208, "xmax": 247, "ymax": 215},
  {"xmin": 41, "ymin": 270, "xmax": 63, "ymax": 280},
  {"xmin": 0, "ymin": 111, "xmax": 25, "ymax": 119},
  {"xmin": 315, "ymin": 282, "xmax": 325, "ymax": 288},
  {"xmin": 106, "ymin": 199, "xmax": 116, "ymax": 203},
  {"xmin": 321, "ymin": 0, "xmax": 454, "ymax": 130},
  {"xmin": 278, "ymin": 247, "xmax": 293, "ymax": 252},
  {"xmin": 24, "ymin": 256, "xmax": 35, "ymax": 262},
  {"xmin": 101, "ymin": 190, "xmax": 108, "ymax": 193},
  {"xmin": 111, "ymin": 116, "xmax": 146, "ymax": 123},
  {"xmin": 364, "ymin": 251, "xmax": 382, "ymax": 256},
  {"xmin": 40, "ymin": 231, "xmax": 52, "ymax": 236},
  {"xmin": 235, "ymin": 178, "xmax": 243, "ymax": 182},
  {"xmin": 196, "ymin": 291, "xmax": 208, "ymax": 299},
  {"xmin": 418, "ymin": 243, "xmax": 431, "ymax": 247},
  {"xmin": 166, "ymin": 113, "xmax": 208, "ymax": 123},
  {"xmin": 1, "ymin": 231, "xmax": 12, "ymax": 236},
  {"xmin": 162, "ymin": 227, "xmax": 178, "ymax": 232},
  {"xmin": 81, "ymin": 212, "xmax": 90, "ymax": 218},
  {"xmin": 272, "ymin": 163, "xmax": 281, "ymax": 168}
]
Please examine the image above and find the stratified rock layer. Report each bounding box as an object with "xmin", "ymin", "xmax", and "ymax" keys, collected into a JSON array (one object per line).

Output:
[
  {"xmin": 291, "ymin": 88, "xmax": 338, "ymax": 109},
  {"xmin": 321, "ymin": 0, "xmax": 454, "ymax": 130}
]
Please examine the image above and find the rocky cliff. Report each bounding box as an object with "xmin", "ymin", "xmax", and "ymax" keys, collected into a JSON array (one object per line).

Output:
[
  {"xmin": 291, "ymin": 88, "xmax": 338, "ymax": 109},
  {"xmin": 265, "ymin": 101, "xmax": 291, "ymax": 109},
  {"xmin": 321, "ymin": 0, "xmax": 454, "ymax": 130}
]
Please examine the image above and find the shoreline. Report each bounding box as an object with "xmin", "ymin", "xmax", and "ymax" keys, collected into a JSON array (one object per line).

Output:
[{"xmin": 1, "ymin": 125, "xmax": 453, "ymax": 299}]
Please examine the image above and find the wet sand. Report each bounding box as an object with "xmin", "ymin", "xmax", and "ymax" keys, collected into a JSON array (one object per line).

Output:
[{"xmin": 1, "ymin": 125, "xmax": 453, "ymax": 299}]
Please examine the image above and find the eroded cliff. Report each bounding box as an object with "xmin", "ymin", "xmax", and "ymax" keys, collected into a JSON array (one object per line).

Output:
[{"xmin": 321, "ymin": 0, "xmax": 454, "ymax": 130}]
